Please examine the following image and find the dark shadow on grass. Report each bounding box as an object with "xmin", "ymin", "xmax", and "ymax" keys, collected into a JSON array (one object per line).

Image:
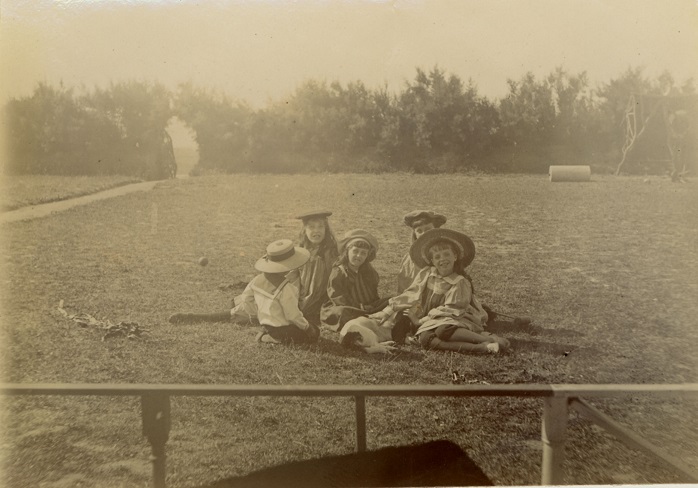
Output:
[
  {"xmin": 507, "ymin": 337, "xmax": 580, "ymax": 356},
  {"xmin": 314, "ymin": 336, "xmax": 424, "ymax": 362},
  {"xmin": 377, "ymin": 346, "xmax": 424, "ymax": 362},
  {"xmin": 253, "ymin": 337, "xmax": 423, "ymax": 362},
  {"xmin": 192, "ymin": 440, "xmax": 492, "ymax": 488},
  {"xmin": 486, "ymin": 320, "xmax": 584, "ymax": 338}
]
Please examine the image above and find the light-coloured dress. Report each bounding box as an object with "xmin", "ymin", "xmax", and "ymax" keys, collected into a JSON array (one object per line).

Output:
[{"xmin": 383, "ymin": 266, "xmax": 488, "ymax": 335}]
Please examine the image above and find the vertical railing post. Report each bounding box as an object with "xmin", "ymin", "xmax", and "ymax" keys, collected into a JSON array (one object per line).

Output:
[
  {"xmin": 355, "ymin": 395, "xmax": 366, "ymax": 452},
  {"xmin": 141, "ymin": 393, "xmax": 171, "ymax": 488},
  {"xmin": 541, "ymin": 396, "xmax": 569, "ymax": 485}
]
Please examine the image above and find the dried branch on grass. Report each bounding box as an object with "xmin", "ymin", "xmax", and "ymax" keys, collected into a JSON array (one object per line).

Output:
[{"xmin": 57, "ymin": 300, "xmax": 149, "ymax": 341}]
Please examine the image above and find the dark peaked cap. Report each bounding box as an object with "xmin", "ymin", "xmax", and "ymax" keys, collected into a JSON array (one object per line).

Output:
[
  {"xmin": 403, "ymin": 210, "xmax": 447, "ymax": 228},
  {"xmin": 296, "ymin": 210, "xmax": 333, "ymax": 221}
]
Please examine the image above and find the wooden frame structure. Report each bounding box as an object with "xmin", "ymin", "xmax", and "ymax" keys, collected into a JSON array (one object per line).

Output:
[{"xmin": 2, "ymin": 383, "xmax": 697, "ymax": 487}]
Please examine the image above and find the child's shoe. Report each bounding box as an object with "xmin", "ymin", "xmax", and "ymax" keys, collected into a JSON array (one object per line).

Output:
[
  {"xmin": 495, "ymin": 336, "xmax": 510, "ymax": 349},
  {"xmin": 486, "ymin": 342, "xmax": 500, "ymax": 354}
]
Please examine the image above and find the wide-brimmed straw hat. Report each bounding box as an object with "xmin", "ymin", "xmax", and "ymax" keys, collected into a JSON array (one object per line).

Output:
[
  {"xmin": 403, "ymin": 210, "xmax": 447, "ymax": 229},
  {"xmin": 339, "ymin": 229, "xmax": 379, "ymax": 262},
  {"xmin": 296, "ymin": 210, "xmax": 332, "ymax": 222},
  {"xmin": 255, "ymin": 239, "xmax": 310, "ymax": 273},
  {"xmin": 410, "ymin": 228, "xmax": 475, "ymax": 269}
]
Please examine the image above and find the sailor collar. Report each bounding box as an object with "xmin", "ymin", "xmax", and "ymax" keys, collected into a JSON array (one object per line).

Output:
[{"xmin": 428, "ymin": 267, "xmax": 465, "ymax": 285}]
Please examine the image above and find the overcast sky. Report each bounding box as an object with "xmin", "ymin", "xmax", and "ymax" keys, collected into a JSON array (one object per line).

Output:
[{"xmin": 2, "ymin": 0, "xmax": 697, "ymax": 108}]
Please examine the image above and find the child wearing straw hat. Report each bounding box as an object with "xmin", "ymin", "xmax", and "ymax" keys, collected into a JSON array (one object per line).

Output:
[
  {"xmin": 168, "ymin": 210, "xmax": 336, "ymax": 329},
  {"xmin": 234, "ymin": 239, "xmax": 320, "ymax": 344},
  {"xmin": 369, "ymin": 228, "xmax": 509, "ymax": 354},
  {"xmin": 169, "ymin": 239, "xmax": 320, "ymax": 345},
  {"xmin": 397, "ymin": 210, "xmax": 447, "ymax": 294},
  {"xmin": 320, "ymin": 229, "xmax": 390, "ymax": 332}
]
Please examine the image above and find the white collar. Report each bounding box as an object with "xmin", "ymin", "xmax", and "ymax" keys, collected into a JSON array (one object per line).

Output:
[{"xmin": 428, "ymin": 267, "xmax": 465, "ymax": 285}]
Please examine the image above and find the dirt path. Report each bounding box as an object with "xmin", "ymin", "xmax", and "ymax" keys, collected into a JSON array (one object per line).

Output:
[{"xmin": 0, "ymin": 180, "xmax": 160, "ymax": 224}]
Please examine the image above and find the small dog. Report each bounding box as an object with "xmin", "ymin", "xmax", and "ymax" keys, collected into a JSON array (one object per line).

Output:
[{"xmin": 339, "ymin": 314, "xmax": 413, "ymax": 354}]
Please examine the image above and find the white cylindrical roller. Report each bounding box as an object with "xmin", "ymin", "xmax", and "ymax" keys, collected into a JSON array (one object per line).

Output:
[{"xmin": 549, "ymin": 165, "xmax": 591, "ymax": 182}]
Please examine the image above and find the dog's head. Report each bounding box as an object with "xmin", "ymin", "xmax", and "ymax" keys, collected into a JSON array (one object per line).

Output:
[
  {"xmin": 340, "ymin": 331, "xmax": 367, "ymax": 352},
  {"xmin": 340, "ymin": 319, "xmax": 381, "ymax": 350},
  {"xmin": 339, "ymin": 318, "xmax": 397, "ymax": 354},
  {"xmin": 390, "ymin": 312, "xmax": 416, "ymax": 344}
]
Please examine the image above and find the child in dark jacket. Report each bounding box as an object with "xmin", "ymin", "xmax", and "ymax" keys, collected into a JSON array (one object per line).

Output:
[{"xmin": 320, "ymin": 229, "xmax": 389, "ymax": 332}]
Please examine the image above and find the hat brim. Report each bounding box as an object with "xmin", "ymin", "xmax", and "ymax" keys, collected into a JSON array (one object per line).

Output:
[
  {"xmin": 296, "ymin": 210, "xmax": 332, "ymax": 221},
  {"xmin": 255, "ymin": 246, "xmax": 310, "ymax": 273},
  {"xmin": 338, "ymin": 230, "xmax": 379, "ymax": 263},
  {"xmin": 339, "ymin": 234, "xmax": 378, "ymax": 254},
  {"xmin": 410, "ymin": 228, "xmax": 475, "ymax": 269}
]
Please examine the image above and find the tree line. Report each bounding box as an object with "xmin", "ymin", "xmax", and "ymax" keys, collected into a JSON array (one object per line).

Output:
[
  {"xmin": 4, "ymin": 81, "xmax": 176, "ymax": 179},
  {"xmin": 3, "ymin": 66, "xmax": 695, "ymax": 177}
]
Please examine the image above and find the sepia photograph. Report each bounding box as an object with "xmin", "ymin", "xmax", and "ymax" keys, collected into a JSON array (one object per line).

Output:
[{"xmin": 1, "ymin": 0, "xmax": 697, "ymax": 486}]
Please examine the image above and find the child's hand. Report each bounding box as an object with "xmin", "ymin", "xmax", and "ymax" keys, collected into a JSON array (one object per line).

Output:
[{"xmin": 368, "ymin": 311, "xmax": 389, "ymax": 323}]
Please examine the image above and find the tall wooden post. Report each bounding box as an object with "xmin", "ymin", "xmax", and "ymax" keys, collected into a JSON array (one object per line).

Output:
[
  {"xmin": 142, "ymin": 393, "xmax": 171, "ymax": 488},
  {"xmin": 355, "ymin": 395, "xmax": 367, "ymax": 452},
  {"xmin": 541, "ymin": 396, "xmax": 568, "ymax": 485}
]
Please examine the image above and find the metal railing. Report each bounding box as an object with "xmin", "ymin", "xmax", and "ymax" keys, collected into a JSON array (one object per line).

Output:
[{"xmin": 2, "ymin": 383, "xmax": 697, "ymax": 487}]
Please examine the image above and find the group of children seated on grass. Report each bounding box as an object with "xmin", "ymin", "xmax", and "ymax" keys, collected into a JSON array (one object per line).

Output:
[{"xmin": 169, "ymin": 210, "xmax": 510, "ymax": 355}]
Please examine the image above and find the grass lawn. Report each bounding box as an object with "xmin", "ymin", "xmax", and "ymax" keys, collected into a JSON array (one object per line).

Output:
[
  {"xmin": 1, "ymin": 173, "xmax": 697, "ymax": 487},
  {"xmin": 1, "ymin": 175, "xmax": 143, "ymax": 211}
]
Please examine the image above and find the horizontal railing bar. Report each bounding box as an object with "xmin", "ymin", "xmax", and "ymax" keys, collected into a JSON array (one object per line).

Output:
[
  {"xmin": 0, "ymin": 383, "xmax": 554, "ymax": 397},
  {"xmin": 0, "ymin": 383, "xmax": 696, "ymax": 397},
  {"xmin": 570, "ymin": 398, "xmax": 698, "ymax": 483},
  {"xmin": 552, "ymin": 384, "xmax": 698, "ymax": 397}
]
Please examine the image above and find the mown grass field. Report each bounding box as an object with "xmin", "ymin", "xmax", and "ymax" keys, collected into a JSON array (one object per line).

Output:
[
  {"xmin": 0, "ymin": 175, "xmax": 143, "ymax": 212},
  {"xmin": 1, "ymin": 173, "xmax": 697, "ymax": 487}
]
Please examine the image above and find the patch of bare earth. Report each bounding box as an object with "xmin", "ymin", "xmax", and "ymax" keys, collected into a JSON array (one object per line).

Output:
[{"xmin": 1, "ymin": 174, "xmax": 143, "ymax": 211}]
